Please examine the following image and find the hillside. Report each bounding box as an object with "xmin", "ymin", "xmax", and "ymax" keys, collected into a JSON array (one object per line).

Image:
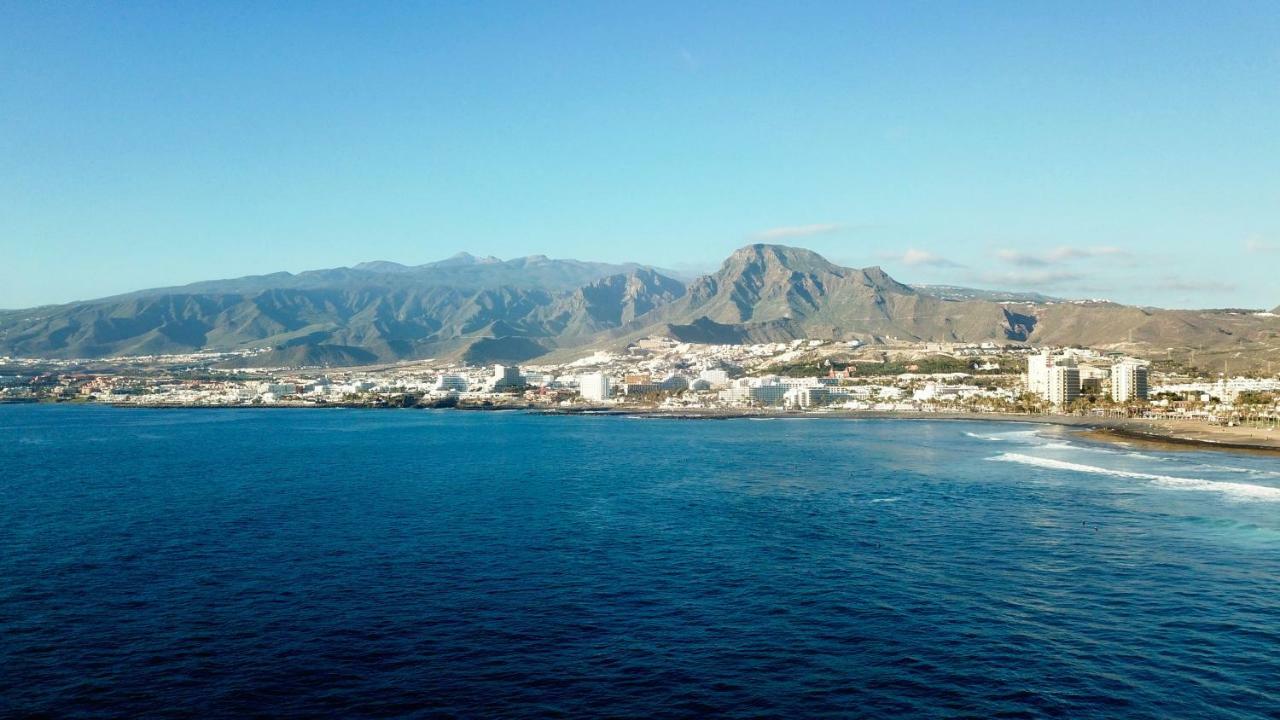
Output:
[
  {"xmin": 587, "ymin": 245, "xmax": 1036, "ymax": 347},
  {"xmin": 0, "ymin": 245, "xmax": 1276, "ymax": 370},
  {"xmin": 0, "ymin": 257, "xmax": 685, "ymax": 365},
  {"xmin": 560, "ymin": 245, "xmax": 1279, "ymax": 371},
  {"xmin": 109, "ymin": 252, "xmax": 667, "ymax": 299}
]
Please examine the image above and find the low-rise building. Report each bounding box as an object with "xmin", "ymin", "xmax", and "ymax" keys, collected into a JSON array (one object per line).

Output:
[
  {"xmin": 433, "ymin": 374, "xmax": 469, "ymax": 393},
  {"xmin": 719, "ymin": 377, "xmax": 789, "ymax": 407}
]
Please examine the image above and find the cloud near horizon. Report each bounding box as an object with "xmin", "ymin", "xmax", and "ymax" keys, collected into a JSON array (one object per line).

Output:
[
  {"xmin": 752, "ymin": 223, "xmax": 843, "ymax": 240},
  {"xmin": 996, "ymin": 245, "xmax": 1130, "ymax": 267},
  {"xmin": 1139, "ymin": 277, "xmax": 1238, "ymax": 294},
  {"xmin": 967, "ymin": 269, "xmax": 1089, "ymax": 290},
  {"xmin": 887, "ymin": 248, "xmax": 964, "ymax": 268},
  {"xmin": 1244, "ymin": 236, "xmax": 1278, "ymax": 254}
]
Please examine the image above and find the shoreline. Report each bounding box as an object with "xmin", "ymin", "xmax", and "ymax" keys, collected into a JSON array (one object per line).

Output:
[
  {"xmin": 16, "ymin": 400, "xmax": 1279, "ymax": 455},
  {"xmin": 540, "ymin": 407, "xmax": 1280, "ymax": 454},
  {"xmin": 1081, "ymin": 423, "xmax": 1280, "ymax": 456}
]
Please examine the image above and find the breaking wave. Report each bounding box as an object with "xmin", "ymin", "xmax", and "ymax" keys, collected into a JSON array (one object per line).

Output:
[
  {"xmin": 990, "ymin": 452, "xmax": 1280, "ymax": 502},
  {"xmin": 963, "ymin": 430, "xmax": 1041, "ymax": 442}
]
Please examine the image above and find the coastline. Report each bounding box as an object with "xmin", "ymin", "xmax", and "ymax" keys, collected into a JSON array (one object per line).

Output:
[
  {"xmin": 539, "ymin": 406, "xmax": 1280, "ymax": 454},
  {"xmin": 21, "ymin": 400, "xmax": 1279, "ymax": 454},
  {"xmin": 1082, "ymin": 422, "xmax": 1280, "ymax": 456}
]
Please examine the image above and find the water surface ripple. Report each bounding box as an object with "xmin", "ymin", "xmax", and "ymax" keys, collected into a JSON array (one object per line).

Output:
[{"xmin": 2, "ymin": 406, "xmax": 1278, "ymax": 718}]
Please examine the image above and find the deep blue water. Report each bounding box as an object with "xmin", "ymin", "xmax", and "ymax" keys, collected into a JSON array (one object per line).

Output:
[{"xmin": 2, "ymin": 405, "xmax": 1279, "ymax": 718}]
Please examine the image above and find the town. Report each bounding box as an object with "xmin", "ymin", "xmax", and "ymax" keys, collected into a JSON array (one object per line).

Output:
[{"xmin": 3, "ymin": 337, "xmax": 1278, "ymax": 433}]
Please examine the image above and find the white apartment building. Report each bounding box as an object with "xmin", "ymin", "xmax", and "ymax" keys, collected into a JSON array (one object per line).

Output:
[
  {"xmin": 698, "ymin": 369, "xmax": 731, "ymax": 387},
  {"xmin": 719, "ymin": 377, "xmax": 789, "ymax": 407},
  {"xmin": 491, "ymin": 365, "xmax": 523, "ymax": 390},
  {"xmin": 784, "ymin": 385, "xmax": 835, "ymax": 408},
  {"xmin": 432, "ymin": 374, "xmax": 469, "ymax": 393},
  {"xmin": 1046, "ymin": 365, "xmax": 1081, "ymax": 406},
  {"xmin": 659, "ymin": 374, "xmax": 690, "ymax": 392},
  {"xmin": 1027, "ymin": 350, "xmax": 1085, "ymax": 405},
  {"xmin": 579, "ymin": 372, "xmax": 611, "ymax": 402},
  {"xmin": 522, "ymin": 372, "xmax": 552, "ymax": 387},
  {"xmin": 1026, "ymin": 350, "xmax": 1052, "ymax": 396},
  {"xmin": 913, "ymin": 382, "xmax": 969, "ymax": 402},
  {"xmin": 1152, "ymin": 377, "xmax": 1280, "ymax": 403},
  {"xmin": 1111, "ymin": 360, "xmax": 1149, "ymax": 402}
]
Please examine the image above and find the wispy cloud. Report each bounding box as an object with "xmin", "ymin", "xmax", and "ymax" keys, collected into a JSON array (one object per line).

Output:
[
  {"xmin": 967, "ymin": 271, "xmax": 1236, "ymax": 300},
  {"xmin": 968, "ymin": 269, "xmax": 1090, "ymax": 290},
  {"xmin": 1245, "ymin": 236, "xmax": 1278, "ymax": 254},
  {"xmin": 996, "ymin": 245, "xmax": 1130, "ymax": 267},
  {"xmin": 1140, "ymin": 277, "xmax": 1238, "ymax": 293},
  {"xmin": 995, "ymin": 250, "xmax": 1050, "ymax": 267},
  {"xmin": 753, "ymin": 223, "xmax": 844, "ymax": 240},
  {"xmin": 1048, "ymin": 245, "xmax": 1127, "ymax": 261},
  {"xmin": 887, "ymin": 248, "xmax": 964, "ymax": 268}
]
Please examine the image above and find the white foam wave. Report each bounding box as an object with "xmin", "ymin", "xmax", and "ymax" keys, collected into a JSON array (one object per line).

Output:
[
  {"xmin": 869, "ymin": 497, "xmax": 901, "ymax": 503},
  {"xmin": 964, "ymin": 430, "xmax": 1042, "ymax": 442},
  {"xmin": 990, "ymin": 452, "xmax": 1280, "ymax": 502},
  {"xmin": 1193, "ymin": 464, "xmax": 1280, "ymax": 479}
]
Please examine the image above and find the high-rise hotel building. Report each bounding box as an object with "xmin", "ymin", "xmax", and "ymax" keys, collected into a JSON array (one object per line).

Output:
[{"xmin": 1111, "ymin": 360, "xmax": 1149, "ymax": 402}]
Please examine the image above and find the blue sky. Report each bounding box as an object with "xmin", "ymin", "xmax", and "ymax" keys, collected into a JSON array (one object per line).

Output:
[{"xmin": 2, "ymin": 1, "xmax": 1278, "ymax": 308}]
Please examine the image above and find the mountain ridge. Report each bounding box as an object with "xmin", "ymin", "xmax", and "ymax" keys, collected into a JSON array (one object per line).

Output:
[{"xmin": 1, "ymin": 245, "xmax": 1276, "ymax": 369}]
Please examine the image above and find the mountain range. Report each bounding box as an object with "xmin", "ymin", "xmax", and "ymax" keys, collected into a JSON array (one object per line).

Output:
[{"xmin": 1, "ymin": 245, "xmax": 1276, "ymax": 370}]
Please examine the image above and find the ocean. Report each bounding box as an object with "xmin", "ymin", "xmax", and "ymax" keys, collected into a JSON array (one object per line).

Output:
[{"xmin": 2, "ymin": 405, "xmax": 1278, "ymax": 718}]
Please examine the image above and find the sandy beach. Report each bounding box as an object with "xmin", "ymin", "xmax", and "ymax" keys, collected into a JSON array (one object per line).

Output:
[{"xmin": 1086, "ymin": 419, "xmax": 1280, "ymax": 454}]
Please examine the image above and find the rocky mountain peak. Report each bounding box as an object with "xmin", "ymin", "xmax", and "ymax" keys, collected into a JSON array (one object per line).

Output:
[{"xmin": 721, "ymin": 244, "xmax": 842, "ymax": 277}]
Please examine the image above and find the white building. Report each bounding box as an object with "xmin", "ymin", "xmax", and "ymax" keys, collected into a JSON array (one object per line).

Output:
[
  {"xmin": 719, "ymin": 377, "xmax": 789, "ymax": 407},
  {"xmin": 522, "ymin": 372, "xmax": 552, "ymax": 388},
  {"xmin": 784, "ymin": 385, "xmax": 833, "ymax": 408},
  {"xmin": 1027, "ymin": 350, "xmax": 1084, "ymax": 405},
  {"xmin": 491, "ymin": 365, "xmax": 523, "ymax": 390},
  {"xmin": 1111, "ymin": 360, "xmax": 1149, "ymax": 402},
  {"xmin": 698, "ymin": 369, "xmax": 731, "ymax": 387},
  {"xmin": 1026, "ymin": 350, "xmax": 1052, "ymax": 396},
  {"xmin": 1079, "ymin": 364, "xmax": 1109, "ymax": 395},
  {"xmin": 1046, "ymin": 365, "xmax": 1081, "ymax": 406},
  {"xmin": 432, "ymin": 374, "xmax": 469, "ymax": 393},
  {"xmin": 579, "ymin": 372, "xmax": 612, "ymax": 402},
  {"xmin": 913, "ymin": 382, "xmax": 969, "ymax": 402},
  {"xmin": 659, "ymin": 374, "xmax": 690, "ymax": 392},
  {"xmin": 1152, "ymin": 377, "xmax": 1280, "ymax": 403}
]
